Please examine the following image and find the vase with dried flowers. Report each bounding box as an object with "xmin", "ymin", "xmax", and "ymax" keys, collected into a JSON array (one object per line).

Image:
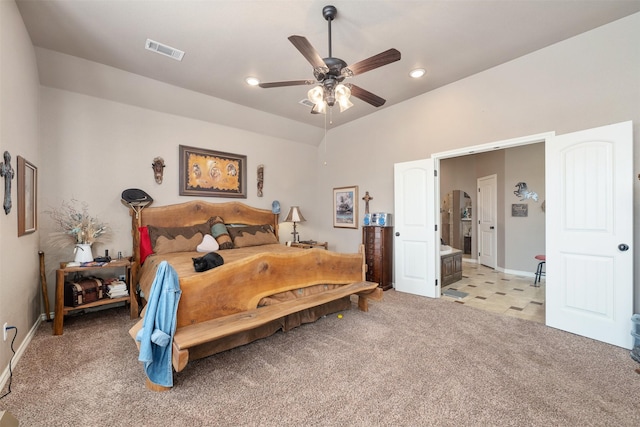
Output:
[{"xmin": 46, "ymin": 199, "xmax": 110, "ymax": 262}]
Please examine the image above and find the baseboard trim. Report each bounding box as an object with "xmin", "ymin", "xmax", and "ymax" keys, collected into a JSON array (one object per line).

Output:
[
  {"xmin": 496, "ymin": 266, "xmax": 536, "ymax": 278},
  {"xmin": 0, "ymin": 315, "xmax": 43, "ymax": 392}
]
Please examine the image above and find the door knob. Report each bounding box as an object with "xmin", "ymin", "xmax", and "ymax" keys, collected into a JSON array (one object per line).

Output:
[
  {"xmin": 618, "ymin": 243, "xmax": 629, "ymax": 251},
  {"xmin": 395, "ymin": 232, "xmax": 400, "ymax": 236},
  {"xmin": 490, "ymin": 226, "xmax": 495, "ymax": 230}
]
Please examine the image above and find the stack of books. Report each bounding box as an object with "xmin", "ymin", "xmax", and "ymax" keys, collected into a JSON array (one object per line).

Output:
[{"xmin": 105, "ymin": 279, "xmax": 128, "ymax": 299}]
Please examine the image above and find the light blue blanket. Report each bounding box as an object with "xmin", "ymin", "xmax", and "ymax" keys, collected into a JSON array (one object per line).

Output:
[{"xmin": 136, "ymin": 261, "xmax": 181, "ymax": 387}]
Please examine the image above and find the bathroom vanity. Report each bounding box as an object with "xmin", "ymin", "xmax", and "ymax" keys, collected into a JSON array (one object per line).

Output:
[{"xmin": 441, "ymin": 249, "xmax": 463, "ymax": 286}]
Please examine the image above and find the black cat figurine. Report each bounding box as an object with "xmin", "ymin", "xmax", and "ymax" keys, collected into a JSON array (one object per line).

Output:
[{"xmin": 192, "ymin": 252, "xmax": 224, "ymax": 272}]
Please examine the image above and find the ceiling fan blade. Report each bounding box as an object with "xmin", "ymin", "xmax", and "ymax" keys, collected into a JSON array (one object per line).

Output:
[
  {"xmin": 349, "ymin": 84, "xmax": 386, "ymax": 107},
  {"xmin": 288, "ymin": 35, "xmax": 327, "ymax": 69},
  {"xmin": 258, "ymin": 79, "xmax": 315, "ymax": 88},
  {"xmin": 344, "ymin": 48, "xmax": 401, "ymax": 77}
]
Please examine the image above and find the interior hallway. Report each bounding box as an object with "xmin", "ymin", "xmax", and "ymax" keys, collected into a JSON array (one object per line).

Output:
[{"xmin": 442, "ymin": 262, "xmax": 545, "ymax": 324}]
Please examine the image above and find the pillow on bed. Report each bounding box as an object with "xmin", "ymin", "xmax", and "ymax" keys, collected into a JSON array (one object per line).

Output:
[
  {"xmin": 209, "ymin": 216, "xmax": 234, "ymax": 249},
  {"xmin": 147, "ymin": 222, "xmax": 211, "ymax": 254},
  {"xmin": 139, "ymin": 226, "xmax": 153, "ymax": 264},
  {"xmin": 228, "ymin": 224, "xmax": 278, "ymax": 248},
  {"xmin": 197, "ymin": 234, "xmax": 219, "ymax": 252}
]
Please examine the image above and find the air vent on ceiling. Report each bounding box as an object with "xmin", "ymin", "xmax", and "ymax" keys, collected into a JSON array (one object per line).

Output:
[
  {"xmin": 299, "ymin": 99, "xmax": 315, "ymax": 108},
  {"xmin": 145, "ymin": 39, "xmax": 185, "ymax": 61}
]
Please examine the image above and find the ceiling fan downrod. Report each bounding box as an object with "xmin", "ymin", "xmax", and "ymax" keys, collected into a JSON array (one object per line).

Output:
[{"xmin": 323, "ymin": 5, "xmax": 337, "ymax": 58}]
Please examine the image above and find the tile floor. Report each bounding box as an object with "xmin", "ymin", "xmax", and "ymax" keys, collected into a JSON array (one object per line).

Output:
[{"xmin": 441, "ymin": 262, "xmax": 545, "ymax": 323}]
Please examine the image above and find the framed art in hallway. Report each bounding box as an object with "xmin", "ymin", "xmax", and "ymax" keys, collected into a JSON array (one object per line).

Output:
[
  {"xmin": 17, "ymin": 155, "xmax": 37, "ymax": 236},
  {"xmin": 179, "ymin": 145, "xmax": 247, "ymax": 198},
  {"xmin": 333, "ymin": 186, "xmax": 358, "ymax": 228},
  {"xmin": 511, "ymin": 203, "xmax": 528, "ymax": 217}
]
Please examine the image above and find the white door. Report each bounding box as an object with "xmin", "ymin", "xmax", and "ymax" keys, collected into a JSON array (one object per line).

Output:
[
  {"xmin": 546, "ymin": 121, "xmax": 633, "ymax": 349},
  {"xmin": 477, "ymin": 175, "xmax": 497, "ymax": 268},
  {"xmin": 393, "ymin": 158, "xmax": 438, "ymax": 297}
]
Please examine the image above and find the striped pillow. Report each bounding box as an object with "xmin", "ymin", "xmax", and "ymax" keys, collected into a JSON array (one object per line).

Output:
[{"xmin": 209, "ymin": 216, "xmax": 234, "ymax": 249}]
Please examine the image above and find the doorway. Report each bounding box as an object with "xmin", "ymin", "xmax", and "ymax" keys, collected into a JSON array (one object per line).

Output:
[
  {"xmin": 438, "ymin": 142, "xmax": 546, "ymax": 278},
  {"xmin": 437, "ymin": 139, "xmax": 548, "ymax": 320}
]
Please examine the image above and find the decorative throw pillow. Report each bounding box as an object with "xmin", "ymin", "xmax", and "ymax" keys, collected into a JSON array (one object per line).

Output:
[
  {"xmin": 209, "ymin": 216, "xmax": 234, "ymax": 249},
  {"xmin": 228, "ymin": 224, "xmax": 278, "ymax": 248},
  {"xmin": 139, "ymin": 226, "xmax": 153, "ymax": 264},
  {"xmin": 147, "ymin": 222, "xmax": 211, "ymax": 254},
  {"xmin": 197, "ymin": 234, "xmax": 219, "ymax": 252}
]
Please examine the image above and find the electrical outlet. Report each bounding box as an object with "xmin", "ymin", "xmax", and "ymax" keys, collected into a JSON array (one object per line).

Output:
[{"xmin": 3, "ymin": 323, "xmax": 7, "ymax": 341}]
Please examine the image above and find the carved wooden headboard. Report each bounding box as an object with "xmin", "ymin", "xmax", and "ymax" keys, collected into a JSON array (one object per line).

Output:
[{"xmin": 130, "ymin": 200, "xmax": 279, "ymax": 266}]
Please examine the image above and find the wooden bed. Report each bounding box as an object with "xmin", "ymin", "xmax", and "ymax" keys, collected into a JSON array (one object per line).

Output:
[{"xmin": 127, "ymin": 200, "xmax": 381, "ymax": 390}]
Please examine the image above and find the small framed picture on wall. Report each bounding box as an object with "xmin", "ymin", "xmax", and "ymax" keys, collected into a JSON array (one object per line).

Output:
[
  {"xmin": 17, "ymin": 156, "xmax": 37, "ymax": 236},
  {"xmin": 333, "ymin": 186, "xmax": 358, "ymax": 228},
  {"xmin": 511, "ymin": 203, "xmax": 528, "ymax": 217}
]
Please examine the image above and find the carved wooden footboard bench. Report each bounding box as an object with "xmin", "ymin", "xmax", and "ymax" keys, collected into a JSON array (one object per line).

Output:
[{"xmin": 171, "ymin": 280, "xmax": 380, "ymax": 372}]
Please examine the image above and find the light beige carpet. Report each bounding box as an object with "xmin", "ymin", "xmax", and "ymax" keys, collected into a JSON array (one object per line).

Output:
[{"xmin": 1, "ymin": 290, "xmax": 638, "ymax": 426}]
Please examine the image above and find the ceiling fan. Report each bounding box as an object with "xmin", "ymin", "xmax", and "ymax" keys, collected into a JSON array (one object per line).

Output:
[{"xmin": 258, "ymin": 5, "xmax": 401, "ymax": 114}]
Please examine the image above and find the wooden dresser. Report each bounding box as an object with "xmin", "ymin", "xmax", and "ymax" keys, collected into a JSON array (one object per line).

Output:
[{"xmin": 362, "ymin": 226, "xmax": 393, "ymax": 290}]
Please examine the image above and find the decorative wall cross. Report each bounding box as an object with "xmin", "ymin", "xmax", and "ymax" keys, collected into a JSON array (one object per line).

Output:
[
  {"xmin": 362, "ymin": 191, "xmax": 373, "ymax": 214},
  {"xmin": 0, "ymin": 151, "xmax": 15, "ymax": 214}
]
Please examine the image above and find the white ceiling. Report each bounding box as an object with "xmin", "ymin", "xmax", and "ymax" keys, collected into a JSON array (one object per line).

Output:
[{"xmin": 16, "ymin": 0, "xmax": 640, "ymax": 132}]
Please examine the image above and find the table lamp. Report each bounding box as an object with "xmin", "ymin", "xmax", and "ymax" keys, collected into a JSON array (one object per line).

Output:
[{"xmin": 284, "ymin": 206, "xmax": 306, "ymax": 243}]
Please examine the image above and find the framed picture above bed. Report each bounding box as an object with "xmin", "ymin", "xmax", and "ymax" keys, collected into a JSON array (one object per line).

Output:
[
  {"xmin": 333, "ymin": 186, "xmax": 358, "ymax": 228},
  {"xmin": 179, "ymin": 145, "xmax": 247, "ymax": 198}
]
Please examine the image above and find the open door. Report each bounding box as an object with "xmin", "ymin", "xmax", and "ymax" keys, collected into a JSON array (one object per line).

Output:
[
  {"xmin": 546, "ymin": 121, "xmax": 633, "ymax": 349},
  {"xmin": 393, "ymin": 158, "xmax": 437, "ymax": 297},
  {"xmin": 477, "ymin": 174, "xmax": 497, "ymax": 268}
]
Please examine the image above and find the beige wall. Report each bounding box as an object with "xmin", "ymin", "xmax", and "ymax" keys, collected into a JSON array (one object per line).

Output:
[
  {"xmin": 0, "ymin": 0, "xmax": 41, "ymax": 378},
  {"xmin": 504, "ymin": 144, "xmax": 545, "ymax": 272},
  {"xmin": 37, "ymin": 86, "xmax": 320, "ymax": 304}
]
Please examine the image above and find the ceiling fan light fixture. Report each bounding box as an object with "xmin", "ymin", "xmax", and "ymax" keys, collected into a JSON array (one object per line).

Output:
[
  {"xmin": 311, "ymin": 101, "xmax": 327, "ymax": 114},
  {"xmin": 308, "ymin": 85, "xmax": 324, "ymax": 103},
  {"xmin": 308, "ymin": 86, "xmax": 327, "ymax": 114},
  {"xmin": 335, "ymin": 84, "xmax": 353, "ymax": 112},
  {"xmin": 409, "ymin": 68, "xmax": 426, "ymax": 79},
  {"xmin": 245, "ymin": 76, "xmax": 261, "ymax": 86}
]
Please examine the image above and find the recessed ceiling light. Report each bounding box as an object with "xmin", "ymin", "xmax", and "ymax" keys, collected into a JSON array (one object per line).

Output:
[
  {"xmin": 245, "ymin": 77, "xmax": 260, "ymax": 86},
  {"xmin": 409, "ymin": 68, "xmax": 426, "ymax": 78}
]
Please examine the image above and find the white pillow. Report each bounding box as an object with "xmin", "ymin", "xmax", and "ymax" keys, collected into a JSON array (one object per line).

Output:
[{"xmin": 196, "ymin": 234, "xmax": 219, "ymax": 252}]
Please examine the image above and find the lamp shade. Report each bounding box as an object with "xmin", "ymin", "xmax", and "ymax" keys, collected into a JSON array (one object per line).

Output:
[
  {"xmin": 335, "ymin": 84, "xmax": 353, "ymax": 112},
  {"xmin": 284, "ymin": 206, "xmax": 306, "ymax": 223}
]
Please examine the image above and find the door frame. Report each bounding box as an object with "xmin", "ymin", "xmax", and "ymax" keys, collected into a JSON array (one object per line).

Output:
[{"xmin": 432, "ymin": 131, "xmax": 555, "ymax": 272}]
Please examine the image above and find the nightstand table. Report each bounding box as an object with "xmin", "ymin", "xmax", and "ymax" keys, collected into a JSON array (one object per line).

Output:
[{"xmin": 53, "ymin": 258, "xmax": 136, "ymax": 335}]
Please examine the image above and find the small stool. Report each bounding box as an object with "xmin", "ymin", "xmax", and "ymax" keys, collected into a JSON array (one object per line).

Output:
[{"xmin": 534, "ymin": 255, "xmax": 546, "ymax": 286}]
